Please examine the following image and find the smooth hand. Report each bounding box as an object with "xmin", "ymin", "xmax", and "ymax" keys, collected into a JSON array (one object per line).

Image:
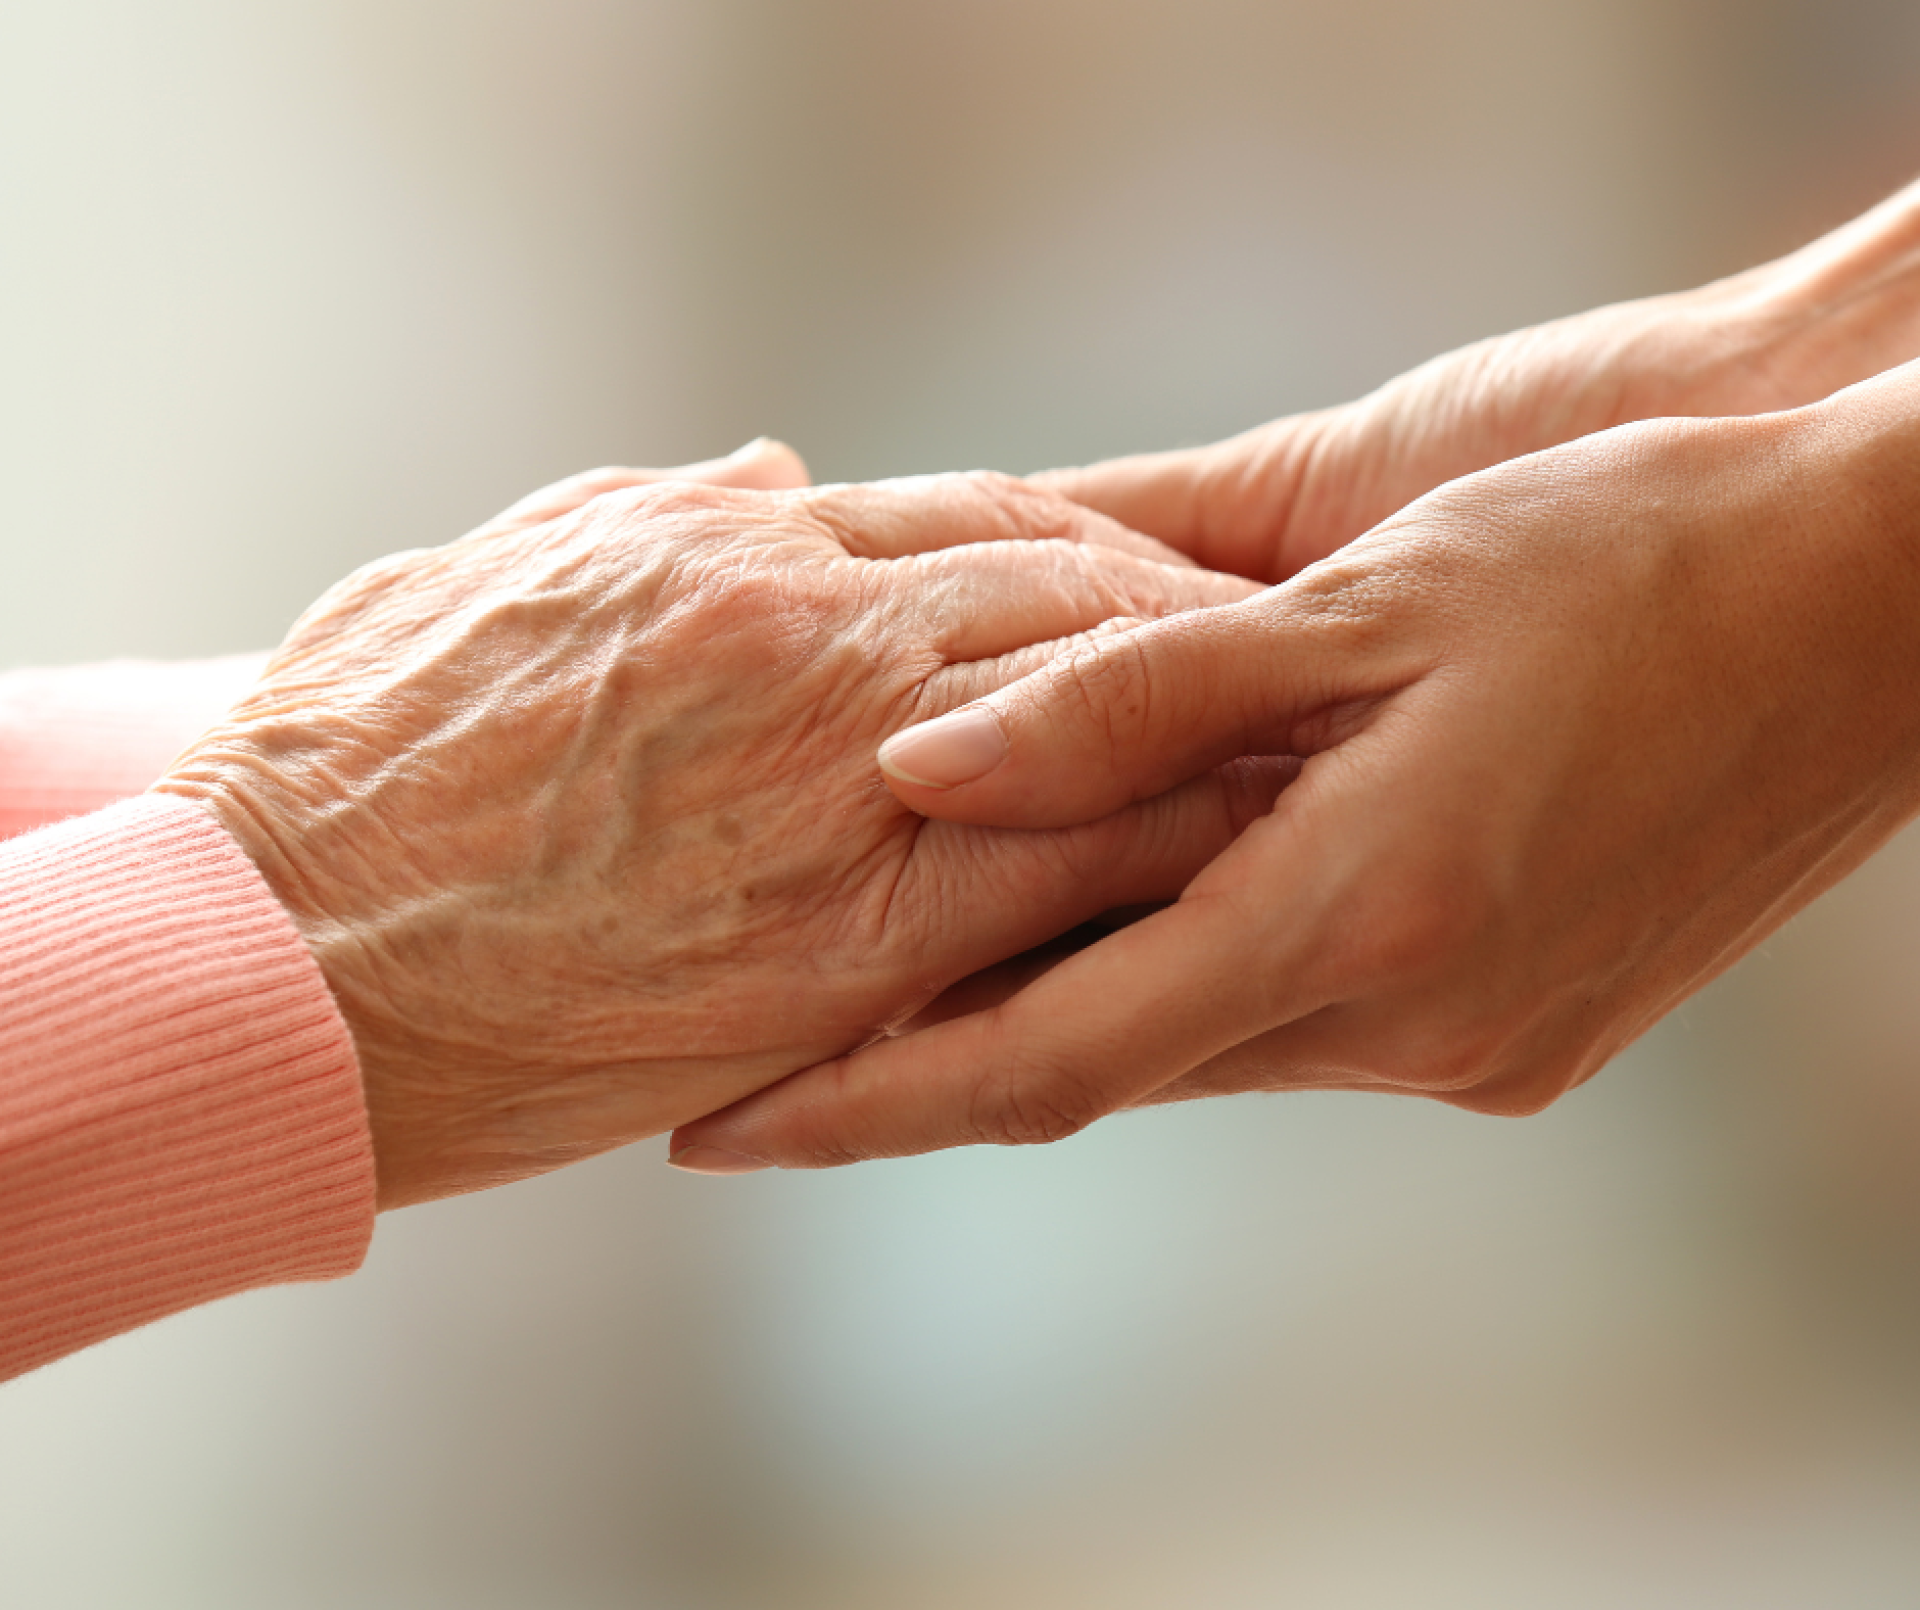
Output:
[
  {"xmin": 1037, "ymin": 180, "xmax": 1920, "ymax": 583},
  {"xmin": 158, "ymin": 463, "xmax": 1278, "ymax": 1206},
  {"xmin": 669, "ymin": 361, "xmax": 1920, "ymax": 1166}
]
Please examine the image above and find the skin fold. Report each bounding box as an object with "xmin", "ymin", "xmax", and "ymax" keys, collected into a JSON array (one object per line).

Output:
[
  {"xmin": 669, "ymin": 188, "xmax": 1920, "ymax": 1172},
  {"xmin": 157, "ymin": 467, "xmax": 1284, "ymax": 1207}
]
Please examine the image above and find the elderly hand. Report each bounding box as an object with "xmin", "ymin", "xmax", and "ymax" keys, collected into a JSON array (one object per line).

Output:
[
  {"xmin": 157, "ymin": 466, "xmax": 1277, "ymax": 1206},
  {"xmin": 666, "ymin": 360, "xmax": 1920, "ymax": 1165},
  {"xmin": 1036, "ymin": 179, "xmax": 1920, "ymax": 584},
  {"xmin": 465, "ymin": 435, "xmax": 815, "ymax": 529}
]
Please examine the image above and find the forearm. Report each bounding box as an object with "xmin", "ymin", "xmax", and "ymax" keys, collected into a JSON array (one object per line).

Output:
[
  {"xmin": 0, "ymin": 653, "xmax": 268, "ymax": 839},
  {"xmin": 1043, "ymin": 178, "xmax": 1920, "ymax": 586},
  {"xmin": 1689, "ymin": 176, "xmax": 1920, "ymax": 417},
  {"xmin": 1302, "ymin": 180, "xmax": 1920, "ymax": 566},
  {"xmin": 1811, "ymin": 362, "xmax": 1920, "ymax": 811}
]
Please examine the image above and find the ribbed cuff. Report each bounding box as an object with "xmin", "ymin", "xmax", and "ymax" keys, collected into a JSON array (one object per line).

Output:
[{"xmin": 0, "ymin": 795, "xmax": 375, "ymax": 1381}]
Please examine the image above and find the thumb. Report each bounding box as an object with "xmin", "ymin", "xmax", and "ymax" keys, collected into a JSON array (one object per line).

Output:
[
  {"xmin": 688, "ymin": 435, "xmax": 812, "ymax": 492},
  {"xmin": 875, "ymin": 594, "xmax": 1330, "ymax": 830}
]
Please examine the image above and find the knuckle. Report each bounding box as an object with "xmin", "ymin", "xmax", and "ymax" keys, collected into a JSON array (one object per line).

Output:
[
  {"xmin": 1433, "ymin": 1054, "xmax": 1576, "ymax": 1117},
  {"xmin": 957, "ymin": 470, "xmax": 1076, "ymax": 541},
  {"xmin": 957, "ymin": 468, "xmax": 1026, "ymax": 500},
  {"xmin": 1053, "ymin": 542, "xmax": 1171, "ymax": 617},
  {"xmin": 598, "ymin": 480, "xmax": 722, "ymax": 523},
  {"xmin": 1449, "ymin": 1081, "xmax": 1563, "ymax": 1118},
  {"xmin": 1372, "ymin": 1008, "xmax": 1585, "ymax": 1117},
  {"xmin": 1385, "ymin": 1021, "xmax": 1506, "ymax": 1097},
  {"xmin": 1445, "ymin": 1029, "xmax": 1606, "ymax": 1116},
  {"xmin": 1085, "ymin": 613, "xmax": 1151, "ymax": 645},
  {"xmin": 753, "ymin": 1061, "xmax": 902, "ymax": 1171},
  {"xmin": 1026, "ymin": 541, "xmax": 1136, "ymax": 623},
  {"xmin": 789, "ymin": 1131, "xmax": 874, "ymax": 1169},
  {"xmin": 1284, "ymin": 554, "xmax": 1412, "ymax": 658},
  {"xmin": 1346, "ymin": 1007, "xmax": 1506, "ymax": 1102},
  {"xmin": 966, "ymin": 1053, "xmax": 1108, "ymax": 1148},
  {"xmin": 1040, "ymin": 630, "xmax": 1157, "ymax": 747}
]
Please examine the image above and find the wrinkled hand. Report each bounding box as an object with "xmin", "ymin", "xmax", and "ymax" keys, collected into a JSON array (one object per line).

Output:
[
  {"xmin": 158, "ymin": 465, "xmax": 1278, "ymax": 1205},
  {"xmin": 1037, "ymin": 179, "xmax": 1920, "ymax": 583},
  {"xmin": 669, "ymin": 361, "xmax": 1920, "ymax": 1166}
]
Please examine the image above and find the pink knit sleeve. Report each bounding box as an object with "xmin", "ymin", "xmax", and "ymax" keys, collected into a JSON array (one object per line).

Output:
[
  {"xmin": 0, "ymin": 655, "xmax": 268, "ymax": 837},
  {"xmin": 0, "ymin": 662, "xmax": 376, "ymax": 1380}
]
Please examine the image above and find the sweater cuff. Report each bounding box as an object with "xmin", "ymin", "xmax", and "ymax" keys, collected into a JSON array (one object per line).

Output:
[{"xmin": 0, "ymin": 795, "xmax": 375, "ymax": 1381}]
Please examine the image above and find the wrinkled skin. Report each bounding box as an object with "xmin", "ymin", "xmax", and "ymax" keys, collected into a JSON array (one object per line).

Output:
[
  {"xmin": 158, "ymin": 468, "xmax": 1277, "ymax": 1206},
  {"xmin": 670, "ymin": 360, "xmax": 1920, "ymax": 1166},
  {"xmin": 664, "ymin": 179, "xmax": 1920, "ymax": 1172}
]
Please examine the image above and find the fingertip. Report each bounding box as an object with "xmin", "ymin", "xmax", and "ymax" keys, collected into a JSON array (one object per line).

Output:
[
  {"xmin": 666, "ymin": 1141, "xmax": 772, "ymax": 1176},
  {"xmin": 877, "ymin": 706, "xmax": 1008, "ymax": 791},
  {"xmin": 727, "ymin": 436, "xmax": 812, "ymax": 490}
]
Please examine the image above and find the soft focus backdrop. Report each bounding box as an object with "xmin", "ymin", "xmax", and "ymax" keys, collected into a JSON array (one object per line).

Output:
[{"xmin": 6, "ymin": 2, "xmax": 1920, "ymax": 1605}]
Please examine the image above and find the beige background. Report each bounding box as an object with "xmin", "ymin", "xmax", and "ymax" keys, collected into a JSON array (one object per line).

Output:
[{"xmin": 5, "ymin": 2, "xmax": 1920, "ymax": 1605}]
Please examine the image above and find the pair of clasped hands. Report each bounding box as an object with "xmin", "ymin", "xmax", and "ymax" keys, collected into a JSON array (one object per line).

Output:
[{"xmin": 163, "ymin": 185, "xmax": 1920, "ymax": 1207}]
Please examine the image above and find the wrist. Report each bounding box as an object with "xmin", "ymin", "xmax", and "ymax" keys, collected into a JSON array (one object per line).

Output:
[
  {"xmin": 1783, "ymin": 359, "xmax": 1920, "ymax": 799},
  {"xmin": 1813, "ymin": 356, "xmax": 1920, "ymax": 568},
  {"xmin": 1676, "ymin": 183, "xmax": 1920, "ymax": 419},
  {"xmin": 154, "ymin": 752, "xmax": 413, "ymax": 1207}
]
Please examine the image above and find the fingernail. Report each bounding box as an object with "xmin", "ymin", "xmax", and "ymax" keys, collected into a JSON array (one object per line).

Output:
[
  {"xmin": 878, "ymin": 707, "xmax": 1007, "ymax": 790},
  {"xmin": 667, "ymin": 1143, "xmax": 771, "ymax": 1176},
  {"xmin": 729, "ymin": 435, "xmax": 772, "ymax": 459}
]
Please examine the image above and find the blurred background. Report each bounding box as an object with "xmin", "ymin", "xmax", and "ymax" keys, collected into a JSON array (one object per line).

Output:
[{"xmin": 5, "ymin": 1, "xmax": 1920, "ymax": 1604}]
